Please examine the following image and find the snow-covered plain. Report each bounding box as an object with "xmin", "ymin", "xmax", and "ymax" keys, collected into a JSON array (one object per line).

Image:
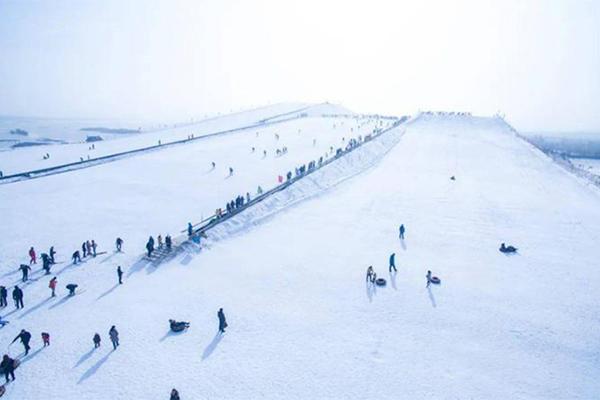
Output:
[{"xmin": 1, "ymin": 107, "xmax": 599, "ymax": 399}]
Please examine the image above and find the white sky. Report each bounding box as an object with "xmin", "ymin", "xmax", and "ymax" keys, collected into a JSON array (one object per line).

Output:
[{"xmin": 0, "ymin": 0, "xmax": 599, "ymax": 131}]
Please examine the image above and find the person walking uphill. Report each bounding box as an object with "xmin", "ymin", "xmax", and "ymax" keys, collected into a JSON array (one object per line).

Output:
[
  {"xmin": 11, "ymin": 329, "xmax": 32, "ymax": 355},
  {"xmin": 12, "ymin": 286, "xmax": 24, "ymax": 309},
  {"xmin": 117, "ymin": 266, "xmax": 123, "ymax": 284},
  {"xmin": 19, "ymin": 264, "xmax": 31, "ymax": 282},
  {"xmin": 187, "ymin": 223, "xmax": 193, "ymax": 237},
  {"xmin": 28, "ymin": 246, "xmax": 36, "ymax": 264},
  {"xmin": 218, "ymin": 308, "xmax": 228, "ymax": 333},
  {"xmin": 399, "ymin": 224, "xmax": 405, "ymax": 240},
  {"xmin": 109, "ymin": 326, "xmax": 119, "ymax": 350},
  {"xmin": 0, "ymin": 286, "xmax": 7, "ymax": 307},
  {"xmin": 1, "ymin": 354, "xmax": 16, "ymax": 382},
  {"xmin": 115, "ymin": 237, "xmax": 123, "ymax": 252},
  {"xmin": 93, "ymin": 333, "xmax": 101, "ymax": 348},
  {"xmin": 146, "ymin": 237, "xmax": 154, "ymax": 257},
  {"xmin": 389, "ymin": 253, "xmax": 397, "ymax": 272},
  {"xmin": 49, "ymin": 277, "xmax": 57, "ymax": 297}
]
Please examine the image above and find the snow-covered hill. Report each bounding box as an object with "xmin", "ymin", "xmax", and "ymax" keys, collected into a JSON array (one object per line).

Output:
[{"xmin": 1, "ymin": 109, "xmax": 599, "ymax": 399}]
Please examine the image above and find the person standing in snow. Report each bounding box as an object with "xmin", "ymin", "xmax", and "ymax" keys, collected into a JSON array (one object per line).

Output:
[
  {"xmin": 12, "ymin": 286, "xmax": 23, "ymax": 309},
  {"xmin": 86, "ymin": 240, "xmax": 92, "ymax": 257},
  {"xmin": 366, "ymin": 266, "xmax": 374, "ymax": 282},
  {"xmin": 426, "ymin": 270, "xmax": 432, "ymax": 288},
  {"xmin": 28, "ymin": 247, "xmax": 36, "ymax": 264},
  {"xmin": 19, "ymin": 264, "xmax": 31, "ymax": 282},
  {"xmin": 72, "ymin": 250, "xmax": 81, "ymax": 264},
  {"xmin": 146, "ymin": 237, "xmax": 155, "ymax": 257},
  {"xmin": 165, "ymin": 235, "xmax": 172, "ymax": 250},
  {"xmin": 91, "ymin": 240, "xmax": 97, "ymax": 257},
  {"xmin": 218, "ymin": 308, "xmax": 228, "ymax": 334},
  {"xmin": 187, "ymin": 223, "xmax": 193, "ymax": 237},
  {"xmin": 115, "ymin": 237, "xmax": 123, "ymax": 252},
  {"xmin": 399, "ymin": 224, "xmax": 405, "ymax": 240},
  {"xmin": 117, "ymin": 266, "xmax": 123, "ymax": 285},
  {"xmin": 1, "ymin": 354, "xmax": 16, "ymax": 382},
  {"xmin": 109, "ymin": 326, "xmax": 119, "ymax": 350},
  {"xmin": 82, "ymin": 241, "xmax": 88, "ymax": 258},
  {"xmin": 157, "ymin": 235, "xmax": 163, "ymax": 249},
  {"xmin": 49, "ymin": 277, "xmax": 57, "ymax": 297},
  {"xmin": 0, "ymin": 286, "xmax": 7, "ymax": 307},
  {"xmin": 93, "ymin": 333, "xmax": 101, "ymax": 348},
  {"xmin": 11, "ymin": 329, "xmax": 32, "ymax": 355},
  {"xmin": 389, "ymin": 253, "xmax": 397, "ymax": 272},
  {"xmin": 170, "ymin": 388, "xmax": 181, "ymax": 400},
  {"xmin": 49, "ymin": 246, "xmax": 56, "ymax": 264},
  {"xmin": 41, "ymin": 332, "xmax": 50, "ymax": 346},
  {"xmin": 41, "ymin": 253, "xmax": 51, "ymax": 274}
]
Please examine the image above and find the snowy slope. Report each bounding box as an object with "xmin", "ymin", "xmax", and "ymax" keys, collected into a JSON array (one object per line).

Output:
[{"xmin": 1, "ymin": 113, "xmax": 600, "ymax": 399}]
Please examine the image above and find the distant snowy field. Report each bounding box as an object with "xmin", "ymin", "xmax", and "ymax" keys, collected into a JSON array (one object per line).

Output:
[{"xmin": 1, "ymin": 105, "xmax": 599, "ymax": 399}]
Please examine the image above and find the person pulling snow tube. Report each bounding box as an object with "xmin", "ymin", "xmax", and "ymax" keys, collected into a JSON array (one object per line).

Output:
[
  {"xmin": 375, "ymin": 278, "xmax": 387, "ymax": 287},
  {"xmin": 169, "ymin": 319, "xmax": 190, "ymax": 332},
  {"xmin": 499, "ymin": 243, "xmax": 518, "ymax": 254}
]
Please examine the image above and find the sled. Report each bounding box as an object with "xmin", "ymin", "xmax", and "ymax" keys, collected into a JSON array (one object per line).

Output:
[
  {"xmin": 375, "ymin": 278, "xmax": 387, "ymax": 287},
  {"xmin": 170, "ymin": 323, "xmax": 190, "ymax": 333},
  {"xmin": 430, "ymin": 277, "xmax": 441, "ymax": 285}
]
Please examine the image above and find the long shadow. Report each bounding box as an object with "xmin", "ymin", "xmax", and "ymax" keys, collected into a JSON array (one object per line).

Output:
[
  {"xmin": 48, "ymin": 294, "xmax": 73, "ymax": 310},
  {"xmin": 202, "ymin": 332, "xmax": 223, "ymax": 360},
  {"xmin": 18, "ymin": 296, "xmax": 54, "ymax": 319},
  {"xmin": 127, "ymin": 258, "xmax": 151, "ymax": 277},
  {"xmin": 77, "ymin": 351, "xmax": 112, "ymax": 384},
  {"xmin": 159, "ymin": 329, "xmax": 186, "ymax": 342},
  {"xmin": 3, "ymin": 307, "xmax": 22, "ymax": 318},
  {"xmin": 389, "ymin": 271, "xmax": 398, "ymax": 290},
  {"xmin": 427, "ymin": 286, "xmax": 437, "ymax": 308},
  {"xmin": 96, "ymin": 284, "xmax": 119, "ymax": 301},
  {"xmin": 100, "ymin": 252, "xmax": 119, "ymax": 264},
  {"xmin": 19, "ymin": 346, "xmax": 44, "ymax": 365},
  {"xmin": 400, "ymin": 239, "xmax": 407, "ymax": 251},
  {"xmin": 74, "ymin": 347, "xmax": 96, "ymax": 368}
]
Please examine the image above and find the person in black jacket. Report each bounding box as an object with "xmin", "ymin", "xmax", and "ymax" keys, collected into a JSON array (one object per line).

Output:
[
  {"xmin": 117, "ymin": 266, "xmax": 123, "ymax": 284},
  {"xmin": 0, "ymin": 286, "xmax": 7, "ymax": 307},
  {"xmin": 0, "ymin": 354, "xmax": 16, "ymax": 382},
  {"xmin": 170, "ymin": 388, "xmax": 180, "ymax": 400},
  {"xmin": 11, "ymin": 329, "xmax": 32, "ymax": 355},
  {"xmin": 12, "ymin": 286, "xmax": 24, "ymax": 309},
  {"xmin": 218, "ymin": 308, "xmax": 227, "ymax": 333},
  {"xmin": 19, "ymin": 264, "xmax": 31, "ymax": 282}
]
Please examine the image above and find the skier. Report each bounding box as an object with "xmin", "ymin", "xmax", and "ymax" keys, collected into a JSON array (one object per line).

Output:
[
  {"xmin": 218, "ymin": 308, "xmax": 228, "ymax": 334},
  {"xmin": 389, "ymin": 253, "xmax": 397, "ymax": 272},
  {"xmin": 28, "ymin": 247, "xmax": 36, "ymax": 264},
  {"xmin": 41, "ymin": 253, "xmax": 51, "ymax": 274},
  {"xmin": 170, "ymin": 388, "xmax": 181, "ymax": 400},
  {"xmin": 66, "ymin": 284, "xmax": 78, "ymax": 296},
  {"xmin": 72, "ymin": 250, "xmax": 81, "ymax": 264},
  {"xmin": 399, "ymin": 224, "xmax": 405, "ymax": 239},
  {"xmin": 187, "ymin": 223, "xmax": 193, "ymax": 237},
  {"xmin": 91, "ymin": 240, "xmax": 97, "ymax": 257},
  {"xmin": 426, "ymin": 270, "xmax": 432, "ymax": 288},
  {"xmin": 41, "ymin": 332, "xmax": 50, "ymax": 346},
  {"xmin": 82, "ymin": 241, "xmax": 87, "ymax": 258},
  {"xmin": 0, "ymin": 286, "xmax": 7, "ymax": 307},
  {"xmin": 366, "ymin": 266, "xmax": 374, "ymax": 282},
  {"xmin": 146, "ymin": 237, "xmax": 154, "ymax": 257},
  {"xmin": 117, "ymin": 266, "xmax": 123, "ymax": 284},
  {"xmin": 93, "ymin": 333, "xmax": 101, "ymax": 348},
  {"xmin": 49, "ymin": 277, "xmax": 57, "ymax": 297},
  {"xmin": 165, "ymin": 235, "xmax": 172, "ymax": 250},
  {"xmin": 0, "ymin": 354, "xmax": 16, "ymax": 382},
  {"xmin": 49, "ymin": 246, "xmax": 56, "ymax": 264},
  {"xmin": 115, "ymin": 237, "xmax": 123, "ymax": 252},
  {"xmin": 11, "ymin": 329, "xmax": 32, "ymax": 355},
  {"xmin": 19, "ymin": 264, "xmax": 31, "ymax": 282},
  {"xmin": 109, "ymin": 326, "xmax": 119, "ymax": 350},
  {"xmin": 12, "ymin": 286, "xmax": 23, "ymax": 309}
]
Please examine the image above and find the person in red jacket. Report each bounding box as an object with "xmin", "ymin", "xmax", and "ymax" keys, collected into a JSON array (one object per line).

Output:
[
  {"xmin": 41, "ymin": 332, "xmax": 50, "ymax": 346},
  {"xmin": 49, "ymin": 277, "xmax": 57, "ymax": 297},
  {"xmin": 29, "ymin": 246, "xmax": 36, "ymax": 264}
]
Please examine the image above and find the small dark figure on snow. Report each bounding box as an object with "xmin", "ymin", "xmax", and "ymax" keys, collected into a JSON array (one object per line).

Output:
[
  {"xmin": 499, "ymin": 243, "xmax": 517, "ymax": 254},
  {"xmin": 187, "ymin": 223, "xmax": 193, "ymax": 237},
  {"xmin": 117, "ymin": 266, "xmax": 123, "ymax": 284},
  {"xmin": 146, "ymin": 237, "xmax": 155, "ymax": 257},
  {"xmin": 366, "ymin": 266, "xmax": 374, "ymax": 282},
  {"xmin": 86, "ymin": 240, "xmax": 92, "ymax": 257},
  {"xmin": 82, "ymin": 242, "xmax": 87, "ymax": 258},
  {"xmin": 93, "ymin": 333, "xmax": 101, "ymax": 348},
  {"xmin": 165, "ymin": 235, "xmax": 172, "ymax": 250},
  {"xmin": 211, "ymin": 161, "xmax": 216, "ymax": 169},
  {"xmin": 29, "ymin": 246, "xmax": 36, "ymax": 264},
  {"xmin": 91, "ymin": 240, "xmax": 97, "ymax": 257},
  {"xmin": 116, "ymin": 237, "xmax": 123, "ymax": 252},
  {"xmin": 426, "ymin": 270, "xmax": 432, "ymax": 288},
  {"xmin": 1, "ymin": 354, "xmax": 16, "ymax": 382},
  {"xmin": 49, "ymin": 246, "xmax": 56, "ymax": 263},
  {"xmin": 41, "ymin": 253, "xmax": 51, "ymax": 274},
  {"xmin": 389, "ymin": 253, "xmax": 397, "ymax": 272},
  {"xmin": 169, "ymin": 319, "xmax": 190, "ymax": 332},
  {"xmin": 19, "ymin": 264, "xmax": 31, "ymax": 282},
  {"xmin": 218, "ymin": 308, "xmax": 227, "ymax": 333},
  {"xmin": 0, "ymin": 286, "xmax": 7, "ymax": 307},
  {"xmin": 109, "ymin": 326, "xmax": 119, "ymax": 350},
  {"xmin": 399, "ymin": 224, "xmax": 405, "ymax": 240},
  {"xmin": 229, "ymin": 167, "xmax": 234, "ymax": 176},
  {"xmin": 170, "ymin": 388, "xmax": 181, "ymax": 400},
  {"xmin": 41, "ymin": 332, "xmax": 50, "ymax": 346},
  {"xmin": 72, "ymin": 251, "xmax": 81, "ymax": 264},
  {"xmin": 49, "ymin": 277, "xmax": 57, "ymax": 297},
  {"xmin": 66, "ymin": 284, "xmax": 78, "ymax": 296},
  {"xmin": 11, "ymin": 329, "xmax": 32, "ymax": 355},
  {"xmin": 12, "ymin": 286, "xmax": 24, "ymax": 309}
]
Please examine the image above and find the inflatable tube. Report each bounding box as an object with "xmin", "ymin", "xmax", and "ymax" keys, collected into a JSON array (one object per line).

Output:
[
  {"xmin": 375, "ymin": 278, "xmax": 387, "ymax": 286},
  {"xmin": 430, "ymin": 277, "xmax": 441, "ymax": 285}
]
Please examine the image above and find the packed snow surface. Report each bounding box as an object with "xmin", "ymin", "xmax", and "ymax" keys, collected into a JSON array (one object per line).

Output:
[{"xmin": 1, "ymin": 109, "xmax": 599, "ymax": 399}]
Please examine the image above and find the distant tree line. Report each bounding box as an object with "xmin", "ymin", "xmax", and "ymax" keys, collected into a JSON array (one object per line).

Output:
[{"xmin": 528, "ymin": 136, "xmax": 600, "ymax": 159}]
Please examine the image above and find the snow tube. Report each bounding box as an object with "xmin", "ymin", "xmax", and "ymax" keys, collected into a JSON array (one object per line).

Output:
[
  {"xmin": 430, "ymin": 277, "xmax": 441, "ymax": 285},
  {"xmin": 375, "ymin": 278, "xmax": 387, "ymax": 286},
  {"xmin": 170, "ymin": 323, "xmax": 189, "ymax": 332}
]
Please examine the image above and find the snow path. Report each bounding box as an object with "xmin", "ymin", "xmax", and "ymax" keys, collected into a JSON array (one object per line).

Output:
[{"xmin": 1, "ymin": 114, "xmax": 600, "ymax": 399}]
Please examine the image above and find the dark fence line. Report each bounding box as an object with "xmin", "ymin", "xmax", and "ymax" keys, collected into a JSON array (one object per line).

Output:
[{"xmin": 185, "ymin": 116, "xmax": 408, "ymax": 237}]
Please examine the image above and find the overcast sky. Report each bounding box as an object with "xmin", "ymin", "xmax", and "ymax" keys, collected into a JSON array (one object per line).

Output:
[{"xmin": 0, "ymin": 0, "xmax": 598, "ymax": 131}]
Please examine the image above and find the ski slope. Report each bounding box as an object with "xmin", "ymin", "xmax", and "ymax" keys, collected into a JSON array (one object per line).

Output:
[{"xmin": 1, "ymin": 111, "xmax": 599, "ymax": 399}]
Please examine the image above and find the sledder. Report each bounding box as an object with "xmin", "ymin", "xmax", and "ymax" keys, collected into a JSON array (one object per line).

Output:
[
  {"xmin": 499, "ymin": 243, "xmax": 518, "ymax": 254},
  {"xmin": 169, "ymin": 319, "xmax": 190, "ymax": 332}
]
